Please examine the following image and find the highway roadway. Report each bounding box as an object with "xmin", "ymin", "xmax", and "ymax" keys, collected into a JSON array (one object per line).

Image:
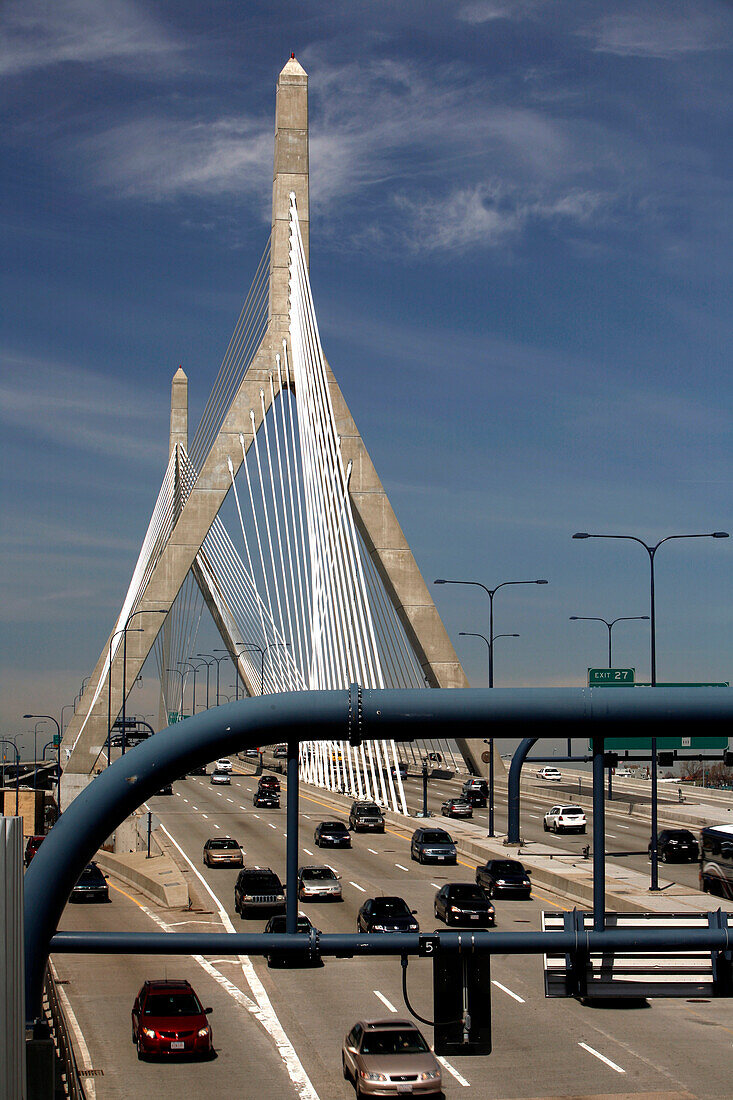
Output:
[{"xmin": 53, "ymin": 767, "xmax": 733, "ymax": 1099}]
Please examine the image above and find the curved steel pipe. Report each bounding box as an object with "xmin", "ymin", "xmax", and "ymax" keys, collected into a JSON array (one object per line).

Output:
[{"xmin": 26, "ymin": 685, "xmax": 733, "ymax": 1020}]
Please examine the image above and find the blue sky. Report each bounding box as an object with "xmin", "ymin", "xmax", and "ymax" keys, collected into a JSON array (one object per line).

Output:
[{"xmin": 2, "ymin": 0, "xmax": 731, "ymax": 751}]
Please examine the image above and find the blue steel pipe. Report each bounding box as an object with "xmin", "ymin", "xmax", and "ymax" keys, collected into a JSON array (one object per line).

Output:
[
  {"xmin": 47, "ymin": 925, "xmax": 730, "ymax": 957},
  {"xmin": 592, "ymin": 735, "xmax": 605, "ymax": 930},
  {"xmin": 25, "ymin": 686, "xmax": 733, "ymax": 1022}
]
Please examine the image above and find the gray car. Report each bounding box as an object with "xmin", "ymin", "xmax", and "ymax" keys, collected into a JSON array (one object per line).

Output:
[{"xmin": 342, "ymin": 1019, "xmax": 441, "ymax": 1096}]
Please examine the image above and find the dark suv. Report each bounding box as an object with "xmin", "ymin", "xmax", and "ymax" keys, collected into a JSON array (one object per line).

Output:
[
  {"xmin": 348, "ymin": 801, "xmax": 385, "ymax": 832},
  {"xmin": 462, "ymin": 778, "xmax": 488, "ymax": 807},
  {"xmin": 234, "ymin": 868, "xmax": 286, "ymax": 917},
  {"xmin": 410, "ymin": 827, "xmax": 457, "ymax": 865},
  {"xmin": 651, "ymin": 829, "xmax": 699, "ymax": 863},
  {"xmin": 475, "ymin": 859, "xmax": 531, "ymax": 898}
]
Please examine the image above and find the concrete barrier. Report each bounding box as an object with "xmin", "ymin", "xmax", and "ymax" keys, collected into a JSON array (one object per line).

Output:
[{"xmin": 94, "ymin": 850, "xmax": 188, "ymax": 909}]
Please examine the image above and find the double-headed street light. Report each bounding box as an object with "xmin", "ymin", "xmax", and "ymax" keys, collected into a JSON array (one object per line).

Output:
[
  {"xmin": 434, "ymin": 577, "xmax": 547, "ymax": 688},
  {"xmin": 572, "ymin": 529, "xmax": 729, "ymax": 892},
  {"xmin": 165, "ymin": 669, "xmax": 186, "ymax": 720},
  {"xmin": 197, "ymin": 653, "xmax": 231, "ymax": 707},
  {"xmin": 569, "ymin": 615, "xmax": 649, "ymax": 668},
  {"xmin": 459, "ymin": 631, "xmax": 519, "ymax": 838},
  {"xmin": 23, "ymin": 713, "xmax": 61, "ymax": 812},
  {"xmin": 234, "ymin": 641, "xmax": 290, "ymax": 695}
]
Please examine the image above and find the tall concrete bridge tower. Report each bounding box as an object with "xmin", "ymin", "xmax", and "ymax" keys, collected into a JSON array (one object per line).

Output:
[{"xmin": 61, "ymin": 56, "xmax": 500, "ymax": 806}]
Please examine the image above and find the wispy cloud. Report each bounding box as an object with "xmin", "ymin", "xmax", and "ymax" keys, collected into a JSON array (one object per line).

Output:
[
  {"xmin": 585, "ymin": 7, "xmax": 731, "ymax": 59},
  {"xmin": 458, "ymin": 1, "xmax": 547, "ymax": 24},
  {"xmin": 0, "ymin": 0, "xmax": 184, "ymax": 77},
  {"xmin": 0, "ymin": 352, "xmax": 165, "ymax": 464}
]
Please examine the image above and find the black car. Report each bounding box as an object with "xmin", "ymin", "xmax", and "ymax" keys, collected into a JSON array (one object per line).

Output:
[
  {"xmin": 254, "ymin": 789, "xmax": 280, "ymax": 808},
  {"xmin": 434, "ymin": 883, "xmax": 495, "ymax": 926},
  {"xmin": 475, "ymin": 859, "xmax": 531, "ymax": 898},
  {"xmin": 348, "ymin": 801, "xmax": 385, "ymax": 832},
  {"xmin": 357, "ymin": 896, "xmax": 419, "ymax": 933},
  {"xmin": 258, "ymin": 775, "xmax": 281, "ymax": 793},
  {"xmin": 70, "ymin": 862, "xmax": 110, "ymax": 903},
  {"xmin": 651, "ymin": 829, "xmax": 699, "ymax": 863},
  {"xmin": 441, "ymin": 798, "xmax": 473, "ymax": 819},
  {"xmin": 264, "ymin": 914, "xmax": 320, "ymax": 967},
  {"xmin": 234, "ymin": 868, "xmax": 286, "ymax": 917},
  {"xmin": 410, "ymin": 827, "xmax": 457, "ymax": 865},
  {"xmin": 314, "ymin": 821, "xmax": 352, "ymax": 848},
  {"xmin": 462, "ymin": 779, "xmax": 488, "ymax": 807}
]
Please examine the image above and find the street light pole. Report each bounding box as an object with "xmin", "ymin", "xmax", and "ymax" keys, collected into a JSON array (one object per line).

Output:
[
  {"xmin": 33, "ymin": 721, "xmax": 49, "ymax": 790},
  {"xmin": 166, "ymin": 669, "xmax": 186, "ymax": 720},
  {"xmin": 178, "ymin": 662, "xmax": 199, "ymax": 717},
  {"xmin": 459, "ymin": 631, "xmax": 519, "ymax": 838},
  {"xmin": 569, "ymin": 615, "xmax": 650, "ymax": 668},
  {"xmin": 573, "ymin": 529, "xmax": 729, "ymax": 891},
  {"xmin": 434, "ymin": 577, "xmax": 547, "ymax": 688},
  {"xmin": 23, "ymin": 714, "xmax": 61, "ymax": 812},
  {"xmin": 121, "ymin": 609, "xmax": 167, "ymax": 755},
  {"xmin": 234, "ymin": 641, "xmax": 290, "ymax": 695}
]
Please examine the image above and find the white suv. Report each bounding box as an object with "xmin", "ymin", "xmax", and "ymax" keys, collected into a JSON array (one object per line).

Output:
[
  {"xmin": 544, "ymin": 805, "xmax": 586, "ymax": 834},
  {"xmin": 537, "ymin": 766, "xmax": 562, "ymax": 781},
  {"xmin": 214, "ymin": 758, "xmax": 233, "ymax": 773}
]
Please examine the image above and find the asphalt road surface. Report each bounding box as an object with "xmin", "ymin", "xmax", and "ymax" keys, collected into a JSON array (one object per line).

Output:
[{"xmin": 52, "ymin": 769, "xmax": 733, "ymax": 1099}]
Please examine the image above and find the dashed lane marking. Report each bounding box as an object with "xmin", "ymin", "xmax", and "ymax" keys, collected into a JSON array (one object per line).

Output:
[
  {"xmin": 492, "ymin": 980, "xmax": 525, "ymax": 1003},
  {"xmin": 436, "ymin": 1055, "xmax": 470, "ymax": 1087},
  {"xmin": 395, "ymin": 863, "xmax": 409, "ymax": 871},
  {"xmin": 350, "ymin": 882, "xmax": 366, "ymax": 893},
  {"xmin": 303, "ymin": 848, "xmax": 313, "ymax": 856},
  {"xmin": 373, "ymin": 990, "xmax": 397, "ymax": 1013},
  {"xmin": 578, "ymin": 1042, "xmax": 625, "ymax": 1073},
  {"xmin": 368, "ymin": 848, "xmax": 379, "ymax": 855},
  {"xmin": 269, "ymin": 823, "xmax": 277, "ymax": 830}
]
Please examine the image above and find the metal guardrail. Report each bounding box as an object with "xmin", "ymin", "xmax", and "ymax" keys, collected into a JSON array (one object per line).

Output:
[{"xmin": 43, "ymin": 962, "xmax": 86, "ymax": 1100}]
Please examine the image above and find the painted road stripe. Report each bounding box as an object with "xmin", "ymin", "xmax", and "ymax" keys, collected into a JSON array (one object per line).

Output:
[
  {"xmin": 350, "ymin": 881, "xmax": 366, "ymax": 892},
  {"xmin": 607, "ymin": 833, "xmax": 617, "ymax": 838},
  {"xmin": 373, "ymin": 990, "xmax": 397, "ymax": 1013},
  {"xmin": 253, "ymin": 813, "xmax": 260, "ymax": 819},
  {"xmin": 431, "ymin": 882, "xmax": 440, "ymax": 888},
  {"xmin": 617, "ymin": 824, "xmax": 630, "ymax": 828},
  {"xmin": 436, "ymin": 1055, "xmax": 470, "ymax": 1087},
  {"xmin": 52, "ymin": 963, "xmax": 97, "ymax": 1100},
  {"xmin": 227, "ymin": 798, "xmax": 234, "ymax": 803},
  {"xmin": 395, "ymin": 863, "xmax": 409, "ymax": 871},
  {"xmin": 202, "ymin": 814, "xmax": 208, "ymax": 820},
  {"xmin": 155, "ymin": 819, "xmax": 321, "ymax": 1100},
  {"xmin": 368, "ymin": 848, "xmax": 379, "ymax": 855},
  {"xmin": 492, "ymin": 980, "xmax": 525, "ymax": 1003},
  {"xmin": 269, "ymin": 822, "xmax": 278, "ymax": 829},
  {"xmin": 527, "ymin": 814, "xmax": 540, "ymax": 819},
  {"xmin": 303, "ymin": 847, "xmax": 313, "ymax": 856},
  {"xmin": 578, "ymin": 1042, "xmax": 625, "ymax": 1073},
  {"xmin": 213, "ymin": 822, "xmax": 220, "ymax": 829}
]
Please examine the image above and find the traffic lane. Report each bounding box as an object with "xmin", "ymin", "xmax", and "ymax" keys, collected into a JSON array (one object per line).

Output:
[
  {"xmin": 156, "ymin": 782, "xmax": 723, "ymax": 1099},
  {"xmin": 54, "ymin": 877, "xmax": 298, "ymax": 1099}
]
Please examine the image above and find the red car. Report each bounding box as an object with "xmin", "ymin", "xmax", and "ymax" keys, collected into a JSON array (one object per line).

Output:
[
  {"xmin": 24, "ymin": 835, "xmax": 45, "ymax": 866},
  {"xmin": 131, "ymin": 979, "xmax": 213, "ymax": 1059}
]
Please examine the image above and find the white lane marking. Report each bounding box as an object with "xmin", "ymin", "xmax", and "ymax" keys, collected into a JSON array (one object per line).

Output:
[
  {"xmin": 492, "ymin": 980, "xmax": 525, "ymax": 1003},
  {"xmin": 155, "ymin": 819, "xmax": 320, "ymax": 1100},
  {"xmin": 167, "ymin": 919, "xmax": 219, "ymax": 926},
  {"xmin": 283, "ymin": 833, "xmax": 288, "ymax": 838},
  {"xmin": 436, "ymin": 1054, "xmax": 470, "ymax": 1086},
  {"xmin": 617, "ymin": 824, "xmax": 630, "ymax": 829},
  {"xmin": 213, "ymin": 822, "xmax": 220, "ymax": 829},
  {"xmin": 527, "ymin": 814, "xmax": 540, "ymax": 819},
  {"xmin": 578, "ymin": 1042, "xmax": 625, "ymax": 1073},
  {"xmin": 395, "ymin": 863, "xmax": 409, "ymax": 871},
  {"xmin": 202, "ymin": 814, "xmax": 208, "ymax": 820},
  {"xmin": 227, "ymin": 798, "xmax": 234, "ymax": 803},
  {"xmin": 430, "ymin": 883, "xmax": 440, "ymax": 889},
  {"xmin": 183, "ymin": 798, "xmax": 189, "ymax": 803},
  {"xmin": 52, "ymin": 963, "xmax": 97, "ymax": 1100},
  {"xmin": 175, "ymin": 791, "xmax": 181, "ymax": 796},
  {"xmin": 350, "ymin": 881, "xmax": 366, "ymax": 893},
  {"xmin": 368, "ymin": 848, "xmax": 379, "ymax": 855},
  {"xmin": 303, "ymin": 847, "xmax": 313, "ymax": 856},
  {"xmin": 192, "ymin": 805, "xmax": 198, "ymax": 811},
  {"xmin": 606, "ymin": 833, "xmax": 617, "ymax": 838},
  {"xmin": 302, "ymin": 814, "xmax": 310, "ymax": 819},
  {"xmin": 253, "ymin": 813, "xmax": 261, "ymax": 819},
  {"xmin": 373, "ymin": 990, "xmax": 397, "ymax": 1013},
  {"xmin": 269, "ymin": 823, "xmax": 277, "ymax": 830}
]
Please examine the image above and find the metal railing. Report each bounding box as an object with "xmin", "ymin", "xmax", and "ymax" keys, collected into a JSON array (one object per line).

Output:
[{"xmin": 43, "ymin": 961, "xmax": 86, "ymax": 1100}]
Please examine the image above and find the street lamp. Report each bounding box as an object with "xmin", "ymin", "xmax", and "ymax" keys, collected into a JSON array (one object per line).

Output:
[
  {"xmin": 186, "ymin": 658, "xmax": 210, "ymax": 709},
  {"xmin": 165, "ymin": 669, "xmax": 186, "ymax": 720},
  {"xmin": 23, "ymin": 713, "xmax": 61, "ymax": 812},
  {"xmin": 234, "ymin": 641, "xmax": 290, "ymax": 695},
  {"xmin": 459, "ymin": 631, "xmax": 519, "ymax": 837},
  {"xmin": 0, "ymin": 739, "xmax": 20, "ymax": 815},
  {"xmin": 569, "ymin": 615, "xmax": 649, "ymax": 668},
  {"xmin": 107, "ymin": 627, "xmax": 142, "ymax": 765},
  {"xmin": 178, "ymin": 662, "xmax": 199, "ymax": 716},
  {"xmin": 572, "ymin": 529, "xmax": 729, "ymax": 891},
  {"xmin": 32, "ymin": 720, "xmax": 50, "ymax": 790},
  {"xmin": 434, "ymin": 577, "xmax": 547, "ymax": 687},
  {"xmin": 121, "ymin": 609, "xmax": 167, "ymax": 755}
]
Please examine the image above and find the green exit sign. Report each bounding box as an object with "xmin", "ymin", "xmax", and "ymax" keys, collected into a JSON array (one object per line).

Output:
[
  {"xmin": 53, "ymin": 735, "xmax": 61, "ymax": 746},
  {"xmin": 588, "ymin": 668, "xmax": 635, "ymax": 686}
]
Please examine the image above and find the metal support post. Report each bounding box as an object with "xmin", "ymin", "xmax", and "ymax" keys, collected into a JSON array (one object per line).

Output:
[
  {"xmin": 2, "ymin": 818, "xmax": 26, "ymax": 1099},
  {"xmin": 591, "ymin": 735, "xmax": 606, "ymax": 930},
  {"xmin": 146, "ymin": 812, "xmax": 152, "ymax": 859},
  {"xmin": 507, "ymin": 737, "xmax": 538, "ymax": 843},
  {"xmin": 608, "ymin": 765, "xmax": 613, "ymax": 801},
  {"xmin": 488, "ymin": 737, "xmax": 495, "ymax": 837},
  {"xmin": 650, "ymin": 735, "xmax": 659, "ymax": 891},
  {"xmin": 286, "ymin": 739, "xmax": 299, "ymax": 934}
]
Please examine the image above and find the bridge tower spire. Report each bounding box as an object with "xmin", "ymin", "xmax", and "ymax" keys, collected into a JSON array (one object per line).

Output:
[{"xmin": 61, "ymin": 55, "xmax": 496, "ymax": 801}]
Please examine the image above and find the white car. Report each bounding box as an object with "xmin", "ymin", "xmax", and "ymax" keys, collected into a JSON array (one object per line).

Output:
[
  {"xmin": 214, "ymin": 758, "xmax": 233, "ymax": 773},
  {"xmin": 615, "ymin": 768, "xmax": 634, "ymax": 778},
  {"xmin": 544, "ymin": 805, "xmax": 586, "ymax": 834},
  {"xmin": 537, "ymin": 766, "xmax": 562, "ymax": 781}
]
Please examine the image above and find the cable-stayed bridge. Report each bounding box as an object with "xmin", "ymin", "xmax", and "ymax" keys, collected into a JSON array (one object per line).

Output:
[{"xmin": 61, "ymin": 56, "xmax": 497, "ymax": 811}]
